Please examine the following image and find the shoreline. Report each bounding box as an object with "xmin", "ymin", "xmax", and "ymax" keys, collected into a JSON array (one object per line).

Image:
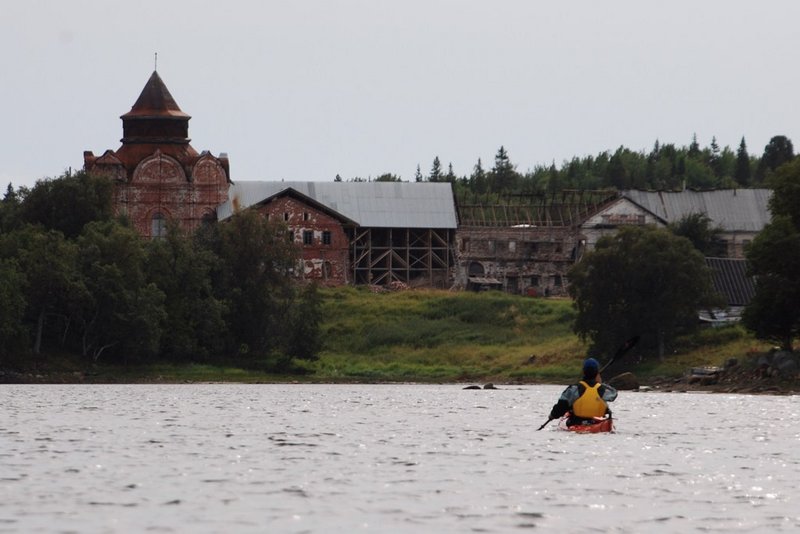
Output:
[{"xmin": 3, "ymin": 369, "xmax": 797, "ymax": 395}]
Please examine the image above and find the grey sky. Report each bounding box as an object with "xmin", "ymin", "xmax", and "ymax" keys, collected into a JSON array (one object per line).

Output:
[{"xmin": 3, "ymin": 1, "xmax": 799, "ymax": 189}]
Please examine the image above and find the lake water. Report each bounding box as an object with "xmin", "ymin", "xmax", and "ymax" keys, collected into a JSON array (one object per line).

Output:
[{"xmin": 1, "ymin": 384, "xmax": 799, "ymax": 533}]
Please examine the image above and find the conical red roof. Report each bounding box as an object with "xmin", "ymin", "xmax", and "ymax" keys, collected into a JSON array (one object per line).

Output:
[{"xmin": 121, "ymin": 71, "xmax": 190, "ymax": 119}]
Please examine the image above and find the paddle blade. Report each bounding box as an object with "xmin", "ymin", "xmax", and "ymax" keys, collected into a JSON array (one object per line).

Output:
[
  {"xmin": 536, "ymin": 418, "xmax": 554, "ymax": 431},
  {"xmin": 616, "ymin": 335, "xmax": 639, "ymax": 357},
  {"xmin": 600, "ymin": 335, "xmax": 640, "ymax": 374}
]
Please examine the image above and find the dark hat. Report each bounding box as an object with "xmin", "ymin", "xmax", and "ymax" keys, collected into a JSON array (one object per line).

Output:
[{"xmin": 583, "ymin": 358, "xmax": 599, "ymax": 377}]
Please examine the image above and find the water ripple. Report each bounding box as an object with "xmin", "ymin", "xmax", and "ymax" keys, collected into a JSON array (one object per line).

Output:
[{"xmin": 1, "ymin": 384, "xmax": 798, "ymax": 532}]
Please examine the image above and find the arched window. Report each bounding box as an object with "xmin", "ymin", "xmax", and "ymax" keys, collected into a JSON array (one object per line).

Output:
[
  {"xmin": 468, "ymin": 261, "xmax": 485, "ymax": 277},
  {"xmin": 151, "ymin": 212, "xmax": 167, "ymax": 239},
  {"xmin": 201, "ymin": 209, "xmax": 216, "ymax": 226}
]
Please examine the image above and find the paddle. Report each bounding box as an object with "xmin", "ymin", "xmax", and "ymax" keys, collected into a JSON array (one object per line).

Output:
[{"xmin": 536, "ymin": 335, "xmax": 640, "ymax": 431}]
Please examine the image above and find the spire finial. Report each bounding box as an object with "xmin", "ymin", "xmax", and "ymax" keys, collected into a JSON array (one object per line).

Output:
[{"xmin": 154, "ymin": 52, "xmax": 158, "ymax": 71}]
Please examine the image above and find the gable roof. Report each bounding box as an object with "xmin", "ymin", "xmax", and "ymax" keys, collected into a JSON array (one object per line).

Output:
[
  {"xmin": 248, "ymin": 187, "xmax": 358, "ymax": 226},
  {"xmin": 622, "ymin": 189, "xmax": 771, "ymax": 232},
  {"xmin": 218, "ymin": 181, "xmax": 458, "ymax": 229}
]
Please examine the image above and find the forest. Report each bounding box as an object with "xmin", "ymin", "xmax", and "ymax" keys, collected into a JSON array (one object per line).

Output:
[
  {"xmin": 353, "ymin": 134, "xmax": 794, "ymax": 204},
  {"xmin": 0, "ymin": 172, "xmax": 322, "ymax": 371}
]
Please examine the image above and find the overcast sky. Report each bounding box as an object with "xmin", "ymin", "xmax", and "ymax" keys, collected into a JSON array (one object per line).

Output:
[{"xmin": 3, "ymin": 1, "xmax": 799, "ymax": 189}]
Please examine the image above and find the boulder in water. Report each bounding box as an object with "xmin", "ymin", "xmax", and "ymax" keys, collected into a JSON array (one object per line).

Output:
[{"xmin": 608, "ymin": 372, "xmax": 639, "ymax": 390}]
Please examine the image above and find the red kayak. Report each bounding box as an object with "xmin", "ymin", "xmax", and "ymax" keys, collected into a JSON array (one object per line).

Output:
[{"xmin": 558, "ymin": 414, "xmax": 614, "ymax": 433}]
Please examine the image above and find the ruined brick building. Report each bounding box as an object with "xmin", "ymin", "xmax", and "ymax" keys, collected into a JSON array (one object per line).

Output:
[
  {"xmin": 84, "ymin": 72, "xmax": 771, "ymax": 297},
  {"xmin": 455, "ymin": 188, "xmax": 771, "ymax": 297},
  {"xmin": 217, "ymin": 181, "xmax": 457, "ymax": 287},
  {"xmin": 84, "ymin": 71, "xmax": 231, "ymax": 238},
  {"xmin": 85, "ymin": 72, "xmax": 457, "ymax": 288},
  {"xmin": 455, "ymin": 191, "xmax": 619, "ymax": 296}
]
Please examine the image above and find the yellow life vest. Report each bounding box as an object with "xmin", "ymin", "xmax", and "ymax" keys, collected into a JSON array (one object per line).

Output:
[{"xmin": 571, "ymin": 381, "xmax": 607, "ymax": 418}]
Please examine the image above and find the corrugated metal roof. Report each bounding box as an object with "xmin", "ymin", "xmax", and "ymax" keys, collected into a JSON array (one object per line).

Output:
[
  {"xmin": 705, "ymin": 257, "xmax": 756, "ymax": 306},
  {"xmin": 622, "ymin": 189, "xmax": 772, "ymax": 232},
  {"xmin": 218, "ymin": 181, "xmax": 458, "ymax": 229}
]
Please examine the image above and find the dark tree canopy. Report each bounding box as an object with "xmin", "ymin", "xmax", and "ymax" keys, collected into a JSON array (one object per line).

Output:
[
  {"xmin": 18, "ymin": 170, "xmax": 113, "ymax": 239},
  {"xmin": 0, "ymin": 259, "xmax": 28, "ymax": 358},
  {"xmin": 209, "ymin": 209, "xmax": 300, "ymax": 359},
  {"xmin": 568, "ymin": 225, "xmax": 719, "ymax": 360},
  {"xmin": 0, "ymin": 171, "xmax": 325, "ymax": 369},
  {"xmin": 767, "ymin": 158, "xmax": 800, "ymax": 229},
  {"xmin": 757, "ymin": 135, "xmax": 795, "ymax": 182},
  {"xmin": 668, "ymin": 213, "xmax": 727, "ymax": 257},
  {"xmin": 742, "ymin": 216, "xmax": 800, "ymax": 351},
  {"xmin": 742, "ymin": 159, "xmax": 800, "ymax": 350}
]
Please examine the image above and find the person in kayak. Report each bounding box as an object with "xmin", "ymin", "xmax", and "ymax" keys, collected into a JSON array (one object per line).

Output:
[{"xmin": 548, "ymin": 357, "xmax": 618, "ymax": 427}]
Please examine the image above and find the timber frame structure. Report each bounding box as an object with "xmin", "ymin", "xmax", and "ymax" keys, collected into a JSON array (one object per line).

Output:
[
  {"xmin": 218, "ymin": 181, "xmax": 459, "ymax": 289},
  {"xmin": 456, "ymin": 189, "xmax": 619, "ymax": 227},
  {"xmin": 351, "ymin": 227, "xmax": 454, "ymax": 287}
]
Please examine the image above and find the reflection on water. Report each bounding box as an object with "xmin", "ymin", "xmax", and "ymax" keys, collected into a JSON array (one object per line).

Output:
[{"xmin": 1, "ymin": 384, "xmax": 799, "ymax": 533}]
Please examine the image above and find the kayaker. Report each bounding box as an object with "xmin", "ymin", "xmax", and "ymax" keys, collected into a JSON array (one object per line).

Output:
[{"xmin": 548, "ymin": 357, "xmax": 618, "ymax": 427}]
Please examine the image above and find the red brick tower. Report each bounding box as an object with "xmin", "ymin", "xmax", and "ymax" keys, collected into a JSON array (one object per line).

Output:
[{"xmin": 84, "ymin": 71, "xmax": 231, "ymax": 238}]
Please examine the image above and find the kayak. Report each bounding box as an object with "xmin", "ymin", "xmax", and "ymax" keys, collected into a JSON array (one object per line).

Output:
[{"xmin": 558, "ymin": 414, "xmax": 614, "ymax": 433}]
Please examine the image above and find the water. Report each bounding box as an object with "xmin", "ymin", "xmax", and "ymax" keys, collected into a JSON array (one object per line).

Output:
[{"xmin": 1, "ymin": 384, "xmax": 799, "ymax": 533}]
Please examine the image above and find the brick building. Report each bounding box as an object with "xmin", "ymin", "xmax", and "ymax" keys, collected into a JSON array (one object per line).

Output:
[
  {"xmin": 455, "ymin": 191, "xmax": 618, "ymax": 296},
  {"xmin": 218, "ymin": 181, "xmax": 457, "ymax": 288},
  {"xmin": 84, "ymin": 71, "xmax": 231, "ymax": 238},
  {"xmin": 82, "ymin": 73, "xmax": 771, "ymax": 295},
  {"xmin": 234, "ymin": 187, "xmax": 355, "ymax": 286}
]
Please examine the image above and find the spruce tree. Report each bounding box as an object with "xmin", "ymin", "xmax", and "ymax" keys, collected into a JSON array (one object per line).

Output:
[
  {"xmin": 445, "ymin": 162, "xmax": 457, "ymax": 183},
  {"xmin": 429, "ymin": 157, "xmax": 442, "ymax": 182},
  {"xmin": 688, "ymin": 133, "xmax": 701, "ymax": 158},
  {"xmin": 470, "ymin": 158, "xmax": 487, "ymax": 194},
  {"xmin": 490, "ymin": 146, "xmax": 517, "ymax": 192},
  {"xmin": 734, "ymin": 137, "xmax": 751, "ymax": 186}
]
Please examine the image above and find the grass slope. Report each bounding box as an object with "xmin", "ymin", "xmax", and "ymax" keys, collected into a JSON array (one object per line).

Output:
[{"xmin": 308, "ymin": 287, "xmax": 768, "ymax": 384}]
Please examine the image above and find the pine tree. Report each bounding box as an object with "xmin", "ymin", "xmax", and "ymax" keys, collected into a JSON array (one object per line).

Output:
[
  {"xmin": 709, "ymin": 136, "xmax": 722, "ymax": 177},
  {"xmin": 429, "ymin": 157, "xmax": 442, "ymax": 182},
  {"xmin": 445, "ymin": 162, "xmax": 457, "ymax": 183},
  {"xmin": 470, "ymin": 158, "xmax": 487, "ymax": 194},
  {"xmin": 414, "ymin": 164, "xmax": 423, "ymax": 183},
  {"xmin": 688, "ymin": 133, "xmax": 701, "ymax": 158},
  {"xmin": 734, "ymin": 137, "xmax": 751, "ymax": 186},
  {"xmin": 490, "ymin": 146, "xmax": 517, "ymax": 192}
]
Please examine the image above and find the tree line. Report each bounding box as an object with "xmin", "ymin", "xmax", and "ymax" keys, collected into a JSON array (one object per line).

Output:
[
  {"xmin": 0, "ymin": 171, "xmax": 322, "ymax": 371},
  {"xmin": 344, "ymin": 134, "xmax": 795, "ymax": 201}
]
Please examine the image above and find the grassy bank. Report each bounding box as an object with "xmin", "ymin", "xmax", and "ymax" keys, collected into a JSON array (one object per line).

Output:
[
  {"xmin": 6, "ymin": 287, "xmax": 773, "ymax": 384},
  {"xmin": 311, "ymin": 287, "xmax": 584, "ymax": 382},
  {"xmin": 308, "ymin": 287, "xmax": 770, "ymax": 384}
]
